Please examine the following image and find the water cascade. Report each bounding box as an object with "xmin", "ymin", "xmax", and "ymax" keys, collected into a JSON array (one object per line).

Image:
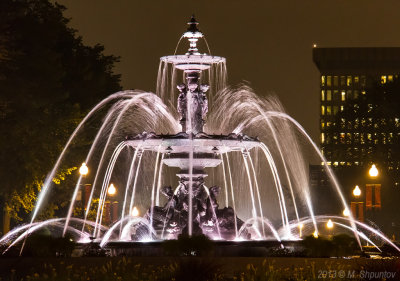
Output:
[{"xmin": 2, "ymin": 16, "xmax": 398, "ymax": 255}]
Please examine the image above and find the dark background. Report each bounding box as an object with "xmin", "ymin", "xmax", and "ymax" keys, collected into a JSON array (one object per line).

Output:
[{"xmin": 57, "ymin": 0, "xmax": 400, "ymax": 142}]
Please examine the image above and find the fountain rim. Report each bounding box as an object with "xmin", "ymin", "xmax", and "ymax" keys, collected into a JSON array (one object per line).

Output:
[
  {"xmin": 125, "ymin": 132, "xmax": 260, "ymax": 153},
  {"xmin": 160, "ymin": 54, "xmax": 226, "ymax": 71}
]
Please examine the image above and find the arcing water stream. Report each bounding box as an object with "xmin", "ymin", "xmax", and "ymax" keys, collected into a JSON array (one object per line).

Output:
[{"xmin": 1, "ymin": 16, "xmax": 398, "ymax": 255}]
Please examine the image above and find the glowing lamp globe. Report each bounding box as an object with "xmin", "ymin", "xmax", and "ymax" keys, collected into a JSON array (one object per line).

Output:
[
  {"xmin": 313, "ymin": 231, "xmax": 318, "ymax": 238},
  {"xmin": 343, "ymin": 208, "xmax": 350, "ymax": 217},
  {"xmin": 131, "ymin": 206, "xmax": 139, "ymax": 217},
  {"xmin": 369, "ymin": 164, "xmax": 379, "ymax": 177},
  {"xmin": 353, "ymin": 185, "xmax": 361, "ymax": 197},
  {"xmin": 326, "ymin": 219, "xmax": 334, "ymax": 229},
  {"xmin": 108, "ymin": 183, "xmax": 116, "ymax": 196},
  {"xmin": 79, "ymin": 163, "xmax": 89, "ymax": 176}
]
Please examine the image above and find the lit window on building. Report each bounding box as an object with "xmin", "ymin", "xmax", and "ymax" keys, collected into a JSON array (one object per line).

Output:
[
  {"xmin": 367, "ymin": 133, "xmax": 372, "ymax": 141},
  {"xmin": 321, "ymin": 90, "xmax": 325, "ymax": 101},
  {"xmin": 321, "ymin": 105, "xmax": 325, "ymax": 115},
  {"xmin": 340, "ymin": 118, "xmax": 345, "ymax": 128},
  {"xmin": 373, "ymin": 133, "xmax": 378, "ymax": 144},
  {"xmin": 327, "ymin": 76, "xmax": 332, "ymax": 87},
  {"xmin": 381, "ymin": 75, "xmax": 387, "ymax": 84},
  {"xmin": 354, "ymin": 76, "xmax": 359, "ymax": 84},
  {"xmin": 327, "ymin": 121, "xmax": 332, "ymax": 127},
  {"xmin": 333, "ymin": 90, "xmax": 339, "ymax": 101},
  {"xmin": 326, "ymin": 106, "xmax": 332, "ymax": 115},
  {"xmin": 321, "ymin": 76, "xmax": 325, "ymax": 86},
  {"xmin": 334, "ymin": 76, "xmax": 338, "ymax": 87},
  {"xmin": 341, "ymin": 91, "xmax": 346, "ymax": 101},
  {"xmin": 368, "ymin": 104, "xmax": 373, "ymax": 112},
  {"xmin": 361, "ymin": 90, "xmax": 366, "ymax": 95},
  {"xmin": 333, "ymin": 106, "xmax": 339, "ymax": 115},
  {"xmin": 347, "ymin": 90, "xmax": 352, "ymax": 99},
  {"xmin": 388, "ymin": 75, "xmax": 393, "ymax": 82},
  {"xmin": 327, "ymin": 90, "xmax": 332, "ymax": 101},
  {"xmin": 354, "ymin": 133, "xmax": 360, "ymax": 143},
  {"xmin": 361, "ymin": 76, "xmax": 366, "ymax": 87},
  {"xmin": 347, "ymin": 76, "xmax": 352, "ymax": 86},
  {"xmin": 360, "ymin": 133, "xmax": 365, "ymax": 144},
  {"xmin": 346, "ymin": 133, "xmax": 352, "ymax": 144},
  {"xmin": 340, "ymin": 161, "xmax": 345, "ymax": 166},
  {"xmin": 321, "ymin": 122, "xmax": 325, "ymax": 129},
  {"xmin": 340, "ymin": 133, "xmax": 345, "ymax": 143},
  {"xmin": 340, "ymin": 76, "xmax": 345, "ymax": 86},
  {"xmin": 321, "ymin": 133, "xmax": 325, "ymax": 143},
  {"xmin": 340, "ymin": 105, "xmax": 344, "ymax": 112},
  {"xmin": 333, "ymin": 161, "xmax": 339, "ymax": 166}
]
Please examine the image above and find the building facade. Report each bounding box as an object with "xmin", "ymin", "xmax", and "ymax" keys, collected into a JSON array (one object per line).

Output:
[
  {"xmin": 313, "ymin": 47, "xmax": 400, "ymax": 174},
  {"xmin": 312, "ymin": 48, "xmax": 400, "ymax": 238}
]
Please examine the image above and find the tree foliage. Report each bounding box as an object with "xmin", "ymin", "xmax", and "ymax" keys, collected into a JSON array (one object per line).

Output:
[{"xmin": 0, "ymin": 0, "xmax": 121, "ymax": 223}]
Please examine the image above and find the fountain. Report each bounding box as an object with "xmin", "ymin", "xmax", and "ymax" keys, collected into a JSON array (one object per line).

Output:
[{"xmin": 1, "ymin": 16, "xmax": 399, "ymax": 256}]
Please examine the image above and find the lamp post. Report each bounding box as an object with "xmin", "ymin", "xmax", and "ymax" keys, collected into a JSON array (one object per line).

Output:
[
  {"xmin": 78, "ymin": 163, "xmax": 90, "ymax": 216},
  {"xmin": 366, "ymin": 164, "xmax": 381, "ymax": 229},
  {"xmin": 351, "ymin": 184, "xmax": 364, "ymax": 222},
  {"xmin": 107, "ymin": 184, "xmax": 118, "ymax": 223},
  {"xmin": 326, "ymin": 219, "xmax": 334, "ymax": 238}
]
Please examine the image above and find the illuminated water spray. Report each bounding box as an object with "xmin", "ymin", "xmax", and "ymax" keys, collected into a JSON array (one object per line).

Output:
[{"xmin": 2, "ymin": 16, "xmax": 398, "ymax": 254}]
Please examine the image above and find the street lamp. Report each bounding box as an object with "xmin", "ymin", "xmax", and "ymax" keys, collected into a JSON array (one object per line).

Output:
[
  {"xmin": 343, "ymin": 208, "xmax": 350, "ymax": 217},
  {"xmin": 353, "ymin": 185, "xmax": 361, "ymax": 197},
  {"xmin": 131, "ymin": 206, "xmax": 139, "ymax": 217},
  {"xmin": 108, "ymin": 183, "xmax": 116, "ymax": 196},
  {"xmin": 313, "ymin": 230, "xmax": 318, "ymax": 238},
  {"xmin": 79, "ymin": 163, "xmax": 89, "ymax": 176},
  {"xmin": 326, "ymin": 219, "xmax": 334, "ymax": 229},
  {"xmin": 369, "ymin": 164, "xmax": 379, "ymax": 178}
]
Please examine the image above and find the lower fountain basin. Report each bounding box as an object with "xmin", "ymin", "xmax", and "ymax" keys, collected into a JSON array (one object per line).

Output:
[{"xmin": 126, "ymin": 132, "xmax": 260, "ymax": 155}]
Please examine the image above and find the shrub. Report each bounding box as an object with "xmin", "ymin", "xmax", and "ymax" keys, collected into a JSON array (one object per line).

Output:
[{"xmin": 162, "ymin": 234, "xmax": 215, "ymax": 256}]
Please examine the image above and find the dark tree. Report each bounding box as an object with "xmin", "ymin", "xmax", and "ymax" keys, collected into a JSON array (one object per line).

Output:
[{"xmin": 0, "ymin": 0, "xmax": 121, "ymax": 232}]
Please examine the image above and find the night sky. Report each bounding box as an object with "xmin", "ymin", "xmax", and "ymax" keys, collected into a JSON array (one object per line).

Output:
[{"xmin": 58, "ymin": 0, "xmax": 400, "ymax": 142}]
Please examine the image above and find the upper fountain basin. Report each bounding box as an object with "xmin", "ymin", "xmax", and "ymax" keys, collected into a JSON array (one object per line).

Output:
[{"xmin": 160, "ymin": 55, "xmax": 226, "ymax": 71}]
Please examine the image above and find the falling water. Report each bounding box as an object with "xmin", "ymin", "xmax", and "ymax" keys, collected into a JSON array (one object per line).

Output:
[{"xmin": 5, "ymin": 17, "xmax": 399, "ymax": 256}]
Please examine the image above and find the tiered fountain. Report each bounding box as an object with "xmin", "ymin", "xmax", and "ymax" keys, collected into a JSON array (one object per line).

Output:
[
  {"xmin": 1, "ymin": 16, "xmax": 399, "ymax": 256},
  {"xmin": 127, "ymin": 17, "xmax": 258, "ymax": 240}
]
